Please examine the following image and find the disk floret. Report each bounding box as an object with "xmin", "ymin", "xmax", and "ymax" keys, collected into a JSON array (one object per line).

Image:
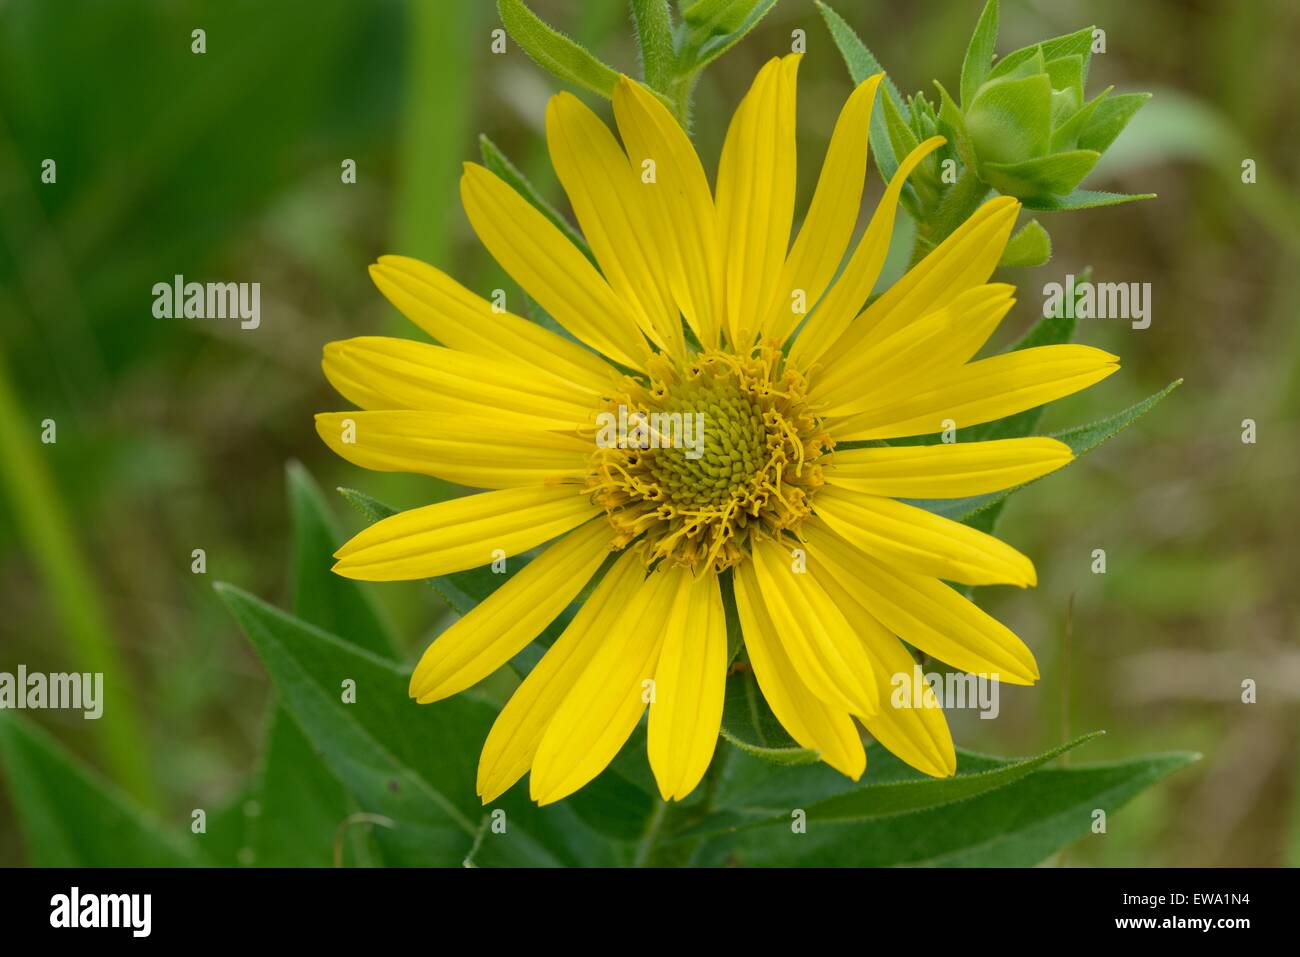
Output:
[{"xmin": 588, "ymin": 342, "xmax": 831, "ymax": 571}]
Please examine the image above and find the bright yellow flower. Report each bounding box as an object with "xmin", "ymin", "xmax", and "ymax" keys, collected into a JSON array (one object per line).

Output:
[{"xmin": 317, "ymin": 56, "xmax": 1118, "ymax": 806}]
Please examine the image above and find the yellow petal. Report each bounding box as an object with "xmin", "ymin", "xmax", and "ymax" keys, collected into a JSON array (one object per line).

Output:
[
  {"xmin": 477, "ymin": 549, "xmax": 646, "ymax": 803},
  {"xmin": 332, "ymin": 486, "xmax": 599, "ymax": 582},
  {"xmin": 826, "ymin": 195, "xmax": 1021, "ymax": 358},
  {"xmin": 315, "ymin": 411, "xmax": 590, "ymax": 489},
  {"xmin": 733, "ymin": 559, "xmax": 865, "ymax": 779},
  {"xmin": 828, "ymin": 344, "xmax": 1121, "ymax": 441},
  {"xmin": 648, "ymin": 569, "xmax": 727, "ymax": 801},
  {"xmin": 715, "ymin": 55, "xmax": 800, "ymax": 349},
  {"xmin": 805, "ymin": 518, "xmax": 1039, "ymax": 683},
  {"xmin": 612, "ymin": 76, "xmax": 721, "ymax": 348},
  {"xmin": 825, "ymin": 436, "xmax": 1074, "ymax": 498},
  {"xmin": 530, "ymin": 565, "xmax": 677, "ymax": 805},
  {"xmin": 321, "ymin": 337, "xmax": 596, "ymax": 432},
  {"xmin": 460, "ymin": 162, "xmax": 650, "ymax": 370},
  {"xmin": 749, "ymin": 536, "xmax": 879, "ymax": 716},
  {"xmin": 813, "ymin": 283, "xmax": 1016, "ymax": 415},
  {"xmin": 408, "ymin": 520, "xmax": 612, "ymax": 703},
  {"xmin": 788, "ymin": 136, "xmax": 945, "ymax": 369},
  {"xmin": 810, "ymin": 562, "xmax": 956, "ymax": 777},
  {"xmin": 761, "ymin": 74, "xmax": 883, "ymax": 344},
  {"xmin": 546, "ymin": 92, "xmax": 685, "ymax": 359},
  {"xmin": 814, "ymin": 485, "xmax": 1036, "ymax": 587},
  {"xmin": 368, "ymin": 256, "xmax": 617, "ymax": 393}
]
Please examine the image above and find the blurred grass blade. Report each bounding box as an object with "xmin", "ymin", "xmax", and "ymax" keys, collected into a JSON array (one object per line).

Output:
[
  {"xmin": 0, "ymin": 712, "xmax": 199, "ymax": 866},
  {"xmin": 479, "ymin": 134, "xmax": 595, "ymax": 265},
  {"xmin": 0, "ymin": 350, "xmax": 154, "ymax": 806},
  {"xmin": 498, "ymin": 0, "xmax": 621, "ymax": 99},
  {"xmin": 631, "ymin": 0, "xmax": 676, "ymax": 93}
]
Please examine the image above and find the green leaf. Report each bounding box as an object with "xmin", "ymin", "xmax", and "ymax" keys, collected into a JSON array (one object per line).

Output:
[
  {"xmin": 965, "ymin": 74, "xmax": 1053, "ymax": 166},
  {"xmin": 719, "ymin": 668, "xmax": 819, "ymax": 766},
  {"xmin": 982, "ymin": 148, "xmax": 1100, "ymax": 198},
  {"xmin": 681, "ymin": 733, "xmax": 1103, "ymax": 842},
  {"xmin": 631, "ymin": 0, "xmax": 676, "ymax": 93},
  {"xmin": 288, "ymin": 461, "xmax": 394, "ymax": 657},
  {"xmin": 988, "ymin": 27, "xmax": 1095, "ymax": 84},
  {"xmin": 676, "ymin": 0, "xmax": 778, "ymax": 74},
  {"xmin": 1021, "ymin": 187, "xmax": 1155, "ymax": 211},
  {"xmin": 959, "ymin": 0, "xmax": 999, "ymax": 109},
  {"xmin": 999, "ymin": 218, "xmax": 1052, "ymax": 267},
  {"xmin": 479, "ymin": 134, "xmax": 595, "ymax": 266},
  {"xmin": 815, "ymin": 0, "xmax": 903, "ymax": 182},
  {"xmin": 1079, "ymin": 91, "xmax": 1152, "ymax": 154},
  {"xmin": 215, "ymin": 583, "xmax": 581, "ymax": 866},
  {"xmin": 699, "ymin": 744, "xmax": 1197, "ymax": 866},
  {"xmin": 0, "ymin": 712, "xmax": 202, "ymax": 867},
  {"xmin": 914, "ymin": 379, "xmax": 1183, "ymax": 525},
  {"xmin": 497, "ymin": 0, "xmax": 621, "ymax": 99}
]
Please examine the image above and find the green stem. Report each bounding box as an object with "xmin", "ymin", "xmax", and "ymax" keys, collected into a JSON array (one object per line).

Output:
[
  {"xmin": 0, "ymin": 347, "xmax": 155, "ymax": 806},
  {"xmin": 633, "ymin": 797, "xmax": 669, "ymax": 867}
]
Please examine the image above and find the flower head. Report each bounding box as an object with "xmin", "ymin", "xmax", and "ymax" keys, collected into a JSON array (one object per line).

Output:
[{"xmin": 318, "ymin": 55, "xmax": 1118, "ymax": 806}]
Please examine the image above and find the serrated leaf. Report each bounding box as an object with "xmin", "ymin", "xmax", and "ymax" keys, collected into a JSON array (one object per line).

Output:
[
  {"xmin": 0, "ymin": 712, "xmax": 202, "ymax": 867},
  {"xmin": 479, "ymin": 134, "xmax": 595, "ymax": 266},
  {"xmin": 999, "ymin": 218, "xmax": 1052, "ymax": 267},
  {"xmin": 719, "ymin": 668, "xmax": 819, "ymax": 766},
  {"xmin": 1021, "ymin": 187, "xmax": 1155, "ymax": 211},
  {"xmin": 216, "ymin": 583, "xmax": 601, "ymax": 867},
  {"xmin": 698, "ymin": 744, "xmax": 1197, "ymax": 865},
  {"xmin": 913, "ymin": 379, "xmax": 1183, "ymax": 524},
  {"xmin": 678, "ymin": 733, "xmax": 1104, "ymax": 841},
  {"xmin": 497, "ymin": 0, "xmax": 621, "ymax": 99},
  {"xmin": 815, "ymin": 0, "xmax": 904, "ymax": 182},
  {"xmin": 959, "ymin": 0, "xmax": 999, "ymax": 108},
  {"xmin": 288, "ymin": 462, "xmax": 394, "ymax": 657}
]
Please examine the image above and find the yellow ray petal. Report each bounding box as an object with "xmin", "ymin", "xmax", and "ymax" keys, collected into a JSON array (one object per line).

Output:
[
  {"xmin": 814, "ymin": 485, "xmax": 1036, "ymax": 587},
  {"xmin": 828, "ymin": 344, "xmax": 1120, "ymax": 441},
  {"xmin": 408, "ymin": 519, "xmax": 612, "ymax": 703},
  {"xmin": 810, "ymin": 562, "xmax": 956, "ymax": 777},
  {"xmin": 367, "ymin": 256, "xmax": 617, "ymax": 393},
  {"xmin": 733, "ymin": 559, "xmax": 865, "ymax": 779},
  {"xmin": 315, "ymin": 411, "xmax": 590, "ymax": 489},
  {"xmin": 749, "ymin": 536, "xmax": 879, "ymax": 717},
  {"xmin": 648, "ymin": 568, "xmax": 727, "ymax": 801},
  {"xmin": 332, "ymin": 486, "xmax": 599, "ymax": 582},
  {"xmin": 788, "ymin": 136, "xmax": 945, "ymax": 369},
  {"xmin": 825, "ymin": 436, "xmax": 1074, "ymax": 499},
  {"xmin": 460, "ymin": 162, "xmax": 650, "ymax": 370},
  {"xmin": 476, "ymin": 549, "xmax": 646, "ymax": 803},
  {"xmin": 529, "ymin": 566, "xmax": 677, "ymax": 805},
  {"xmin": 813, "ymin": 283, "xmax": 1016, "ymax": 415},
  {"xmin": 321, "ymin": 337, "xmax": 597, "ymax": 432},
  {"xmin": 546, "ymin": 92, "xmax": 685, "ymax": 360},
  {"xmin": 823, "ymin": 196, "xmax": 1020, "ymax": 362},
  {"xmin": 612, "ymin": 75, "xmax": 721, "ymax": 348},
  {"xmin": 760, "ymin": 73, "xmax": 883, "ymax": 344},
  {"xmin": 716, "ymin": 55, "xmax": 800, "ymax": 349},
  {"xmin": 805, "ymin": 518, "xmax": 1039, "ymax": 683}
]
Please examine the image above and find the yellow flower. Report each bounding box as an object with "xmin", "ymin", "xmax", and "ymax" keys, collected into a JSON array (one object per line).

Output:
[{"xmin": 317, "ymin": 56, "xmax": 1119, "ymax": 806}]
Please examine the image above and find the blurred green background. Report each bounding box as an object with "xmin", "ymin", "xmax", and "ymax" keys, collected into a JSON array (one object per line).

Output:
[{"xmin": 1, "ymin": 0, "xmax": 1297, "ymax": 866}]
